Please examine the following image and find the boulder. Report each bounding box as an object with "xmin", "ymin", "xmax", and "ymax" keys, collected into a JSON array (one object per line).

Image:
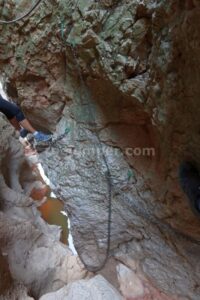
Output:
[{"xmin": 39, "ymin": 275, "xmax": 122, "ymax": 300}]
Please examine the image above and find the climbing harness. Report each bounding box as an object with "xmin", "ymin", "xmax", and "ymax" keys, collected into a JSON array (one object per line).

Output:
[{"xmin": 0, "ymin": 0, "xmax": 43, "ymax": 24}]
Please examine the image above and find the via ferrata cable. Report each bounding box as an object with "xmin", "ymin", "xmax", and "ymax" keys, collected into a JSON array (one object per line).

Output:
[
  {"xmin": 59, "ymin": 0, "xmax": 113, "ymax": 272},
  {"xmin": 0, "ymin": 0, "xmax": 43, "ymax": 24},
  {"xmin": 0, "ymin": 0, "xmax": 113, "ymax": 273}
]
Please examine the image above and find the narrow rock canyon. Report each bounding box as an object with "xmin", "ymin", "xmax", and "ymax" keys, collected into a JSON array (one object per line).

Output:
[{"xmin": 0, "ymin": 0, "xmax": 200, "ymax": 299}]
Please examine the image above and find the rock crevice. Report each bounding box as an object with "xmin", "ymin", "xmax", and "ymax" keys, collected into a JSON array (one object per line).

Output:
[{"xmin": 0, "ymin": 0, "xmax": 200, "ymax": 299}]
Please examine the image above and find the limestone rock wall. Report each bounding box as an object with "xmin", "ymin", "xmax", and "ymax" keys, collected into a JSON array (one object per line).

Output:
[
  {"xmin": 0, "ymin": 0, "xmax": 200, "ymax": 299},
  {"xmin": 0, "ymin": 115, "xmax": 89, "ymax": 299}
]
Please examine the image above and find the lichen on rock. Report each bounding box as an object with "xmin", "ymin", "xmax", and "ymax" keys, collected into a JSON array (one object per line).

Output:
[{"xmin": 0, "ymin": 0, "xmax": 200, "ymax": 299}]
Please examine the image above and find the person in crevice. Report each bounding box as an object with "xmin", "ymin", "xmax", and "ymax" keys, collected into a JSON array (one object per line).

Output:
[
  {"xmin": 179, "ymin": 161, "xmax": 200, "ymax": 216},
  {"xmin": 0, "ymin": 94, "xmax": 52, "ymax": 142}
]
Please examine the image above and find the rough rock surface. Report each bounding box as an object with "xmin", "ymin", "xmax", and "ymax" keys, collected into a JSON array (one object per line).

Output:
[
  {"xmin": 0, "ymin": 115, "xmax": 88, "ymax": 299},
  {"xmin": 39, "ymin": 275, "xmax": 122, "ymax": 300},
  {"xmin": 0, "ymin": 0, "xmax": 200, "ymax": 299}
]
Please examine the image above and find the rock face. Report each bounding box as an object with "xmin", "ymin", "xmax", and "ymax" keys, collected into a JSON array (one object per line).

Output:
[
  {"xmin": 40, "ymin": 275, "xmax": 122, "ymax": 300},
  {"xmin": 0, "ymin": 0, "xmax": 200, "ymax": 299},
  {"xmin": 0, "ymin": 116, "xmax": 89, "ymax": 299}
]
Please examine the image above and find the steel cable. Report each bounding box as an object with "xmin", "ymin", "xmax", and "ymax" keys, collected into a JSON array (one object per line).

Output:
[{"xmin": 0, "ymin": 0, "xmax": 43, "ymax": 24}]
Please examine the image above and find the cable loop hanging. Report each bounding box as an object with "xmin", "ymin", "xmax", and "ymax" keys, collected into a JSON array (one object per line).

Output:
[{"xmin": 0, "ymin": 0, "xmax": 43, "ymax": 24}]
